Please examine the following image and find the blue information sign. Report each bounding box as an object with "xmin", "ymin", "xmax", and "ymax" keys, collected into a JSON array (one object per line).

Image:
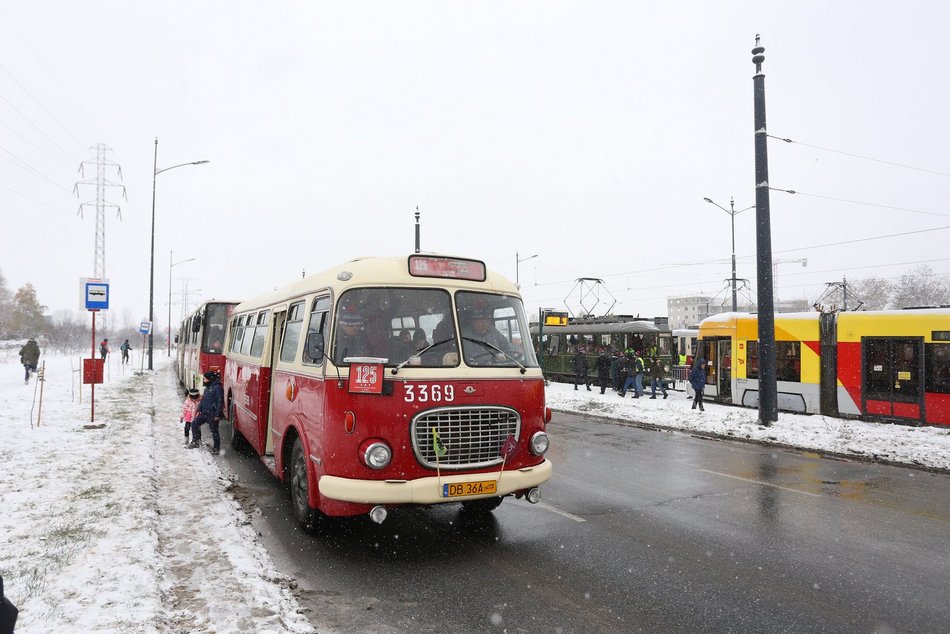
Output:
[{"xmin": 84, "ymin": 281, "xmax": 110, "ymax": 310}]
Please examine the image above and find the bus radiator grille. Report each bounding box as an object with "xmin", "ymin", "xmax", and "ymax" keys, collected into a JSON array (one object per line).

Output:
[{"xmin": 411, "ymin": 406, "xmax": 521, "ymax": 470}]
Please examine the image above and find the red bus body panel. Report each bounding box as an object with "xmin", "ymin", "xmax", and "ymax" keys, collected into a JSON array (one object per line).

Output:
[{"xmin": 259, "ymin": 371, "xmax": 547, "ymax": 516}]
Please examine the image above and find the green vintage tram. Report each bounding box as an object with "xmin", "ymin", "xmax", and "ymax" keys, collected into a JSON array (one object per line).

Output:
[{"xmin": 529, "ymin": 315, "xmax": 676, "ymax": 383}]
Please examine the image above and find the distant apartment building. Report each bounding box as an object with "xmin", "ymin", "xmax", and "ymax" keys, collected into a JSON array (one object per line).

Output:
[
  {"xmin": 667, "ymin": 295, "xmax": 812, "ymax": 329},
  {"xmin": 667, "ymin": 295, "xmax": 728, "ymax": 330}
]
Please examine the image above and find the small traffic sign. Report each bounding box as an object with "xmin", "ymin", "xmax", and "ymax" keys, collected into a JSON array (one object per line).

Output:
[{"xmin": 139, "ymin": 320, "xmax": 153, "ymax": 335}]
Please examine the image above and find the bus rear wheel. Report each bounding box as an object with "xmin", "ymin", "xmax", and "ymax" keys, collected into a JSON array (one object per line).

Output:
[{"xmin": 289, "ymin": 437, "xmax": 318, "ymax": 528}]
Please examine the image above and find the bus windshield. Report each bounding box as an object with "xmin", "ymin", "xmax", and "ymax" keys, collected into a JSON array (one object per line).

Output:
[
  {"xmin": 333, "ymin": 288, "xmax": 457, "ymax": 366},
  {"xmin": 202, "ymin": 303, "xmax": 230, "ymax": 354},
  {"xmin": 457, "ymin": 291, "xmax": 539, "ymax": 368}
]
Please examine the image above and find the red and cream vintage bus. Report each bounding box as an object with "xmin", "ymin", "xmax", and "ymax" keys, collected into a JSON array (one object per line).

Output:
[
  {"xmin": 176, "ymin": 300, "xmax": 239, "ymax": 391},
  {"xmin": 223, "ymin": 254, "xmax": 552, "ymax": 524},
  {"xmin": 695, "ymin": 308, "xmax": 950, "ymax": 426}
]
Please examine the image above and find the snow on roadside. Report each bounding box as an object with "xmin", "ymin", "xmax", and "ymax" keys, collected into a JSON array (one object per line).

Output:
[
  {"xmin": 544, "ymin": 381, "xmax": 950, "ymax": 471},
  {"xmin": 0, "ymin": 351, "xmax": 315, "ymax": 633}
]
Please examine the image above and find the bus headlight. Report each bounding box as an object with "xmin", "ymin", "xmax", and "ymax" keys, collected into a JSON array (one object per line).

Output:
[
  {"xmin": 529, "ymin": 431, "xmax": 549, "ymax": 456},
  {"xmin": 364, "ymin": 442, "xmax": 392, "ymax": 470}
]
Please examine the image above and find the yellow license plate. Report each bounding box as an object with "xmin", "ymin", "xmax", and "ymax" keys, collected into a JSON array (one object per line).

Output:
[{"xmin": 442, "ymin": 480, "xmax": 497, "ymax": 498}]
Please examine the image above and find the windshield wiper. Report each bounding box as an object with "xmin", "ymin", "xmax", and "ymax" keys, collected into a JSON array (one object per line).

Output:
[
  {"xmin": 391, "ymin": 338, "xmax": 455, "ymax": 374},
  {"xmin": 461, "ymin": 337, "xmax": 527, "ymax": 374}
]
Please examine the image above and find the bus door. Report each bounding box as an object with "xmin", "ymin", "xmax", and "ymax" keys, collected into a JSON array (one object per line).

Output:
[
  {"xmin": 265, "ymin": 308, "xmax": 289, "ymax": 455},
  {"xmin": 862, "ymin": 337, "xmax": 924, "ymax": 421}
]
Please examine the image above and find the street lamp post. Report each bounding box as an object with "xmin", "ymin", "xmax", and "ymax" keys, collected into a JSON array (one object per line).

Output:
[
  {"xmin": 703, "ymin": 196, "xmax": 754, "ymax": 312},
  {"xmin": 148, "ymin": 137, "xmax": 209, "ymax": 370},
  {"xmin": 167, "ymin": 250, "xmax": 196, "ymax": 356},
  {"xmin": 516, "ymin": 251, "xmax": 538, "ymax": 287}
]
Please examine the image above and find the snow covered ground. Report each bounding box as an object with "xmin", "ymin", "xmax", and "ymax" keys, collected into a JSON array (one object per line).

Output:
[
  {"xmin": 2, "ymin": 350, "xmax": 949, "ymax": 633},
  {"xmin": 544, "ymin": 379, "xmax": 950, "ymax": 472},
  {"xmin": 0, "ymin": 351, "xmax": 315, "ymax": 633}
]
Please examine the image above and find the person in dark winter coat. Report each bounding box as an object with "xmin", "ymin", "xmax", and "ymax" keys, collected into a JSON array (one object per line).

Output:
[
  {"xmin": 189, "ymin": 371, "xmax": 224, "ymax": 454},
  {"xmin": 649, "ymin": 356, "xmax": 668, "ymax": 399},
  {"xmin": 19, "ymin": 337, "xmax": 40, "ymax": 384},
  {"xmin": 99, "ymin": 338, "xmax": 110, "ymax": 360},
  {"xmin": 689, "ymin": 358, "xmax": 707, "ymax": 411},
  {"xmin": 616, "ymin": 353, "xmax": 630, "ymax": 395},
  {"xmin": 573, "ymin": 349, "xmax": 591, "ymax": 391},
  {"xmin": 596, "ymin": 351, "xmax": 612, "ymax": 394}
]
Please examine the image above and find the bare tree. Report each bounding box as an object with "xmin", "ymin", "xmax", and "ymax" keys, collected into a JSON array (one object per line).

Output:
[
  {"xmin": 848, "ymin": 277, "xmax": 892, "ymax": 310},
  {"xmin": 891, "ymin": 265, "xmax": 949, "ymax": 309},
  {"xmin": 47, "ymin": 310, "xmax": 90, "ymax": 353}
]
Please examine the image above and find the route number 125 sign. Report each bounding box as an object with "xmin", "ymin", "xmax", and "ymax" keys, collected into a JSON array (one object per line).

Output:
[{"xmin": 348, "ymin": 362, "xmax": 384, "ymax": 394}]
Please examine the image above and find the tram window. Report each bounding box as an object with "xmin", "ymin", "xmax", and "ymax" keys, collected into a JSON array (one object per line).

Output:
[
  {"xmin": 304, "ymin": 297, "xmax": 331, "ymax": 365},
  {"xmin": 249, "ymin": 311, "xmax": 270, "ymax": 358},
  {"xmin": 745, "ymin": 341, "xmax": 800, "ymax": 381},
  {"xmin": 747, "ymin": 342, "xmax": 760, "ymax": 379},
  {"xmin": 926, "ymin": 344, "xmax": 950, "ymax": 395},
  {"xmin": 280, "ymin": 302, "xmax": 305, "ymax": 364}
]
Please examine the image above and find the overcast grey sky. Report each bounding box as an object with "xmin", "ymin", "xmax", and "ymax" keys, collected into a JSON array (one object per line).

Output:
[{"xmin": 2, "ymin": 1, "xmax": 949, "ymax": 333}]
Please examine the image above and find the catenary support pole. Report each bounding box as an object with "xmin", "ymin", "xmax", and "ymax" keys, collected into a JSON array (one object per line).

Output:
[{"xmin": 752, "ymin": 35, "xmax": 777, "ymax": 424}]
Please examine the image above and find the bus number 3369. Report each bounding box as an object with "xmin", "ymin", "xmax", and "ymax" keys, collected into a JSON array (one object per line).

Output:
[{"xmin": 403, "ymin": 384, "xmax": 455, "ymax": 403}]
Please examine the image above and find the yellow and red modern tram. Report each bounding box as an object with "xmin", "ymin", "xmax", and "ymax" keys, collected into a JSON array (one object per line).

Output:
[{"xmin": 696, "ymin": 309, "xmax": 950, "ymax": 426}]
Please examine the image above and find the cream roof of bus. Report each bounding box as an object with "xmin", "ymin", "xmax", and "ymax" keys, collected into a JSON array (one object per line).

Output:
[{"xmin": 231, "ymin": 254, "xmax": 519, "ymax": 314}]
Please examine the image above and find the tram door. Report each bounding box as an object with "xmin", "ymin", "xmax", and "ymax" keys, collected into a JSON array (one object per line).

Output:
[
  {"xmin": 862, "ymin": 337, "xmax": 923, "ymax": 421},
  {"xmin": 700, "ymin": 337, "xmax": 732, "ymax": 401}
]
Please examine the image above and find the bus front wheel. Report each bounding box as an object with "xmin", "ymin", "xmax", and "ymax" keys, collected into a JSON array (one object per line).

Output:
[{"xmin": 289, "ymin": 437, "xmax": 318, "ymax": 528}]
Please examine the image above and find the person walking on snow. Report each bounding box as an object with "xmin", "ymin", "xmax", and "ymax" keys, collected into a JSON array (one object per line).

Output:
[
  {"xmin": 690, "ymin": 358, "xmax": 707, "ymax": 411},
  {"xmin": 99, "ymin": 338, "xmax": 110, "ymax": 361},
  {"xmin": 650, "ymin": 356, "xmax": 669, "ymax": 399},
  {"xmin": 180, "ymin": 388, "xmax": 200, "ymax": 445},
  {"xmin": 120, "ymin": 339, "xmax": 132, "ymax": 365},
  {"xmin": 596, "ymin": 350, "xmax": 612, "ymax": 394},
  {"xmin": 188, "ymin": 371, "xmax": 224, "ymax": 454},
  {"xmin": 19, "ymin": 337, "xmax": 40, "ymax": 384},
  {"xmin": 573, "ymin": 348, "xmax": 591, "ymax": 391}
]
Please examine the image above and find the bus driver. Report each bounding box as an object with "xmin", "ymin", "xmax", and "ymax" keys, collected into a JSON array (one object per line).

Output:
[
  {"xmin": 335, "ymin": 303, "xmax": 366, "ymax": 361},
  {"xmin": 461, "ymin": 307, "xmax": 513, "ymax": 365}
]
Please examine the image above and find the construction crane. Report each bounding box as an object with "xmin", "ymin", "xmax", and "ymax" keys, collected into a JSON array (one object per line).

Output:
[{"xmin": 772, "ymin": 258, "xmax": 807, "ymax": 301}]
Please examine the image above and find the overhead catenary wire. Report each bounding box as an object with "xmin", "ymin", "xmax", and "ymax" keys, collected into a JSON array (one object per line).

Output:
[{"xmin": 768, "ymin": 133, "xmax": 950, "ymax": 178}]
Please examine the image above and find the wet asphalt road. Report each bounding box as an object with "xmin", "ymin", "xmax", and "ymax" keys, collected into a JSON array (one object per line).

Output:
[{"xmin": 218, "ymin": 412, "xmax": 950, "ymax": 633}]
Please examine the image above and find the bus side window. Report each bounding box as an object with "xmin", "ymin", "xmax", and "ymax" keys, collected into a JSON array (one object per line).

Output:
[
  {"xmin": 280, "ymin": 302, "xmax": 305, "ymax": 364},
  {"xmin": 304, "ymin": 296, "xmax": 331, "ymax": 365}
]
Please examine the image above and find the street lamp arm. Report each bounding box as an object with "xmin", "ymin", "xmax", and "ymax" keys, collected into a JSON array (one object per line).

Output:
[
  {"xmin": 155, "ymin": 160, "xmax": 210, "ymax": 176},
  {"xmin": 172, "ymin": 257, "xmax": 197, "ymax": 268}
]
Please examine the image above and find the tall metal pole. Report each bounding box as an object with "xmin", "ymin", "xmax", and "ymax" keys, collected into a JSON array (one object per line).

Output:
[
  {"xmin": 752, "ymin": 35, "xmax": 777, "ymax": 424},
  {"xmin": 729, "ymin": 198, "xmax": 738, "ymax": 312},
  {"xmin": 148, "ymin": 138, "xmax": 157, "ymax": 370},
  {"xmin": 414, "ymin": 207, "xmax": 421, "ymax": 253},
  {"xmin": 168, "ymin": 250, "xmax": 173, "ymax": 356}
]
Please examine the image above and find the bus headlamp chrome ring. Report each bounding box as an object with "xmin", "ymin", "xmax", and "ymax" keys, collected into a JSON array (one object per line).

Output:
[
  {"xmin": 364, "ymin": 442, "xmax": 392, "ymax": 470},
  {"xmin": 529, "ymin": 431, "xmax": 549, "ymax": 456}
]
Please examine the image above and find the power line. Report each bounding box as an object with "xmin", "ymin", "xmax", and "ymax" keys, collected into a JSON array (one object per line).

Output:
[
  {"xmin": 769, "ymin": 133, "xmax": 950, "ymax": 178},
  {"xmin": 0, "ymin": 62, "xmax": 87, "ymax": 152},
  {"xmin": 770, "ymin": 187, "xmax": 950, "ymax": 219},
  {"xmin": 0, "ymin": 144, "xmax": 74, "ymax": 193},
  {"xmin": 0, "ymin": 92, "xmax": 79, "ymax": 164}
]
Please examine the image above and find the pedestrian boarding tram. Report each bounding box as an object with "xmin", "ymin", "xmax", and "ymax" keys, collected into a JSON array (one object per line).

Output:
[
  {"xmin": 176, "ymin": 300, "xmax": 239, "ymax": 391},
  {"xmin": 223, "ymin": 254, "xmax": 552, "ymax": 524},
  {"xmin": 695, "ymin": 309, "xmax": 950, "ymax": 426}
]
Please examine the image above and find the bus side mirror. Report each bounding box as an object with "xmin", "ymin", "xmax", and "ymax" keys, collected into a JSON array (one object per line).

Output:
[{"xmin": 306, "ymin": 332, "xmax": 325, "ymax": 361}]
